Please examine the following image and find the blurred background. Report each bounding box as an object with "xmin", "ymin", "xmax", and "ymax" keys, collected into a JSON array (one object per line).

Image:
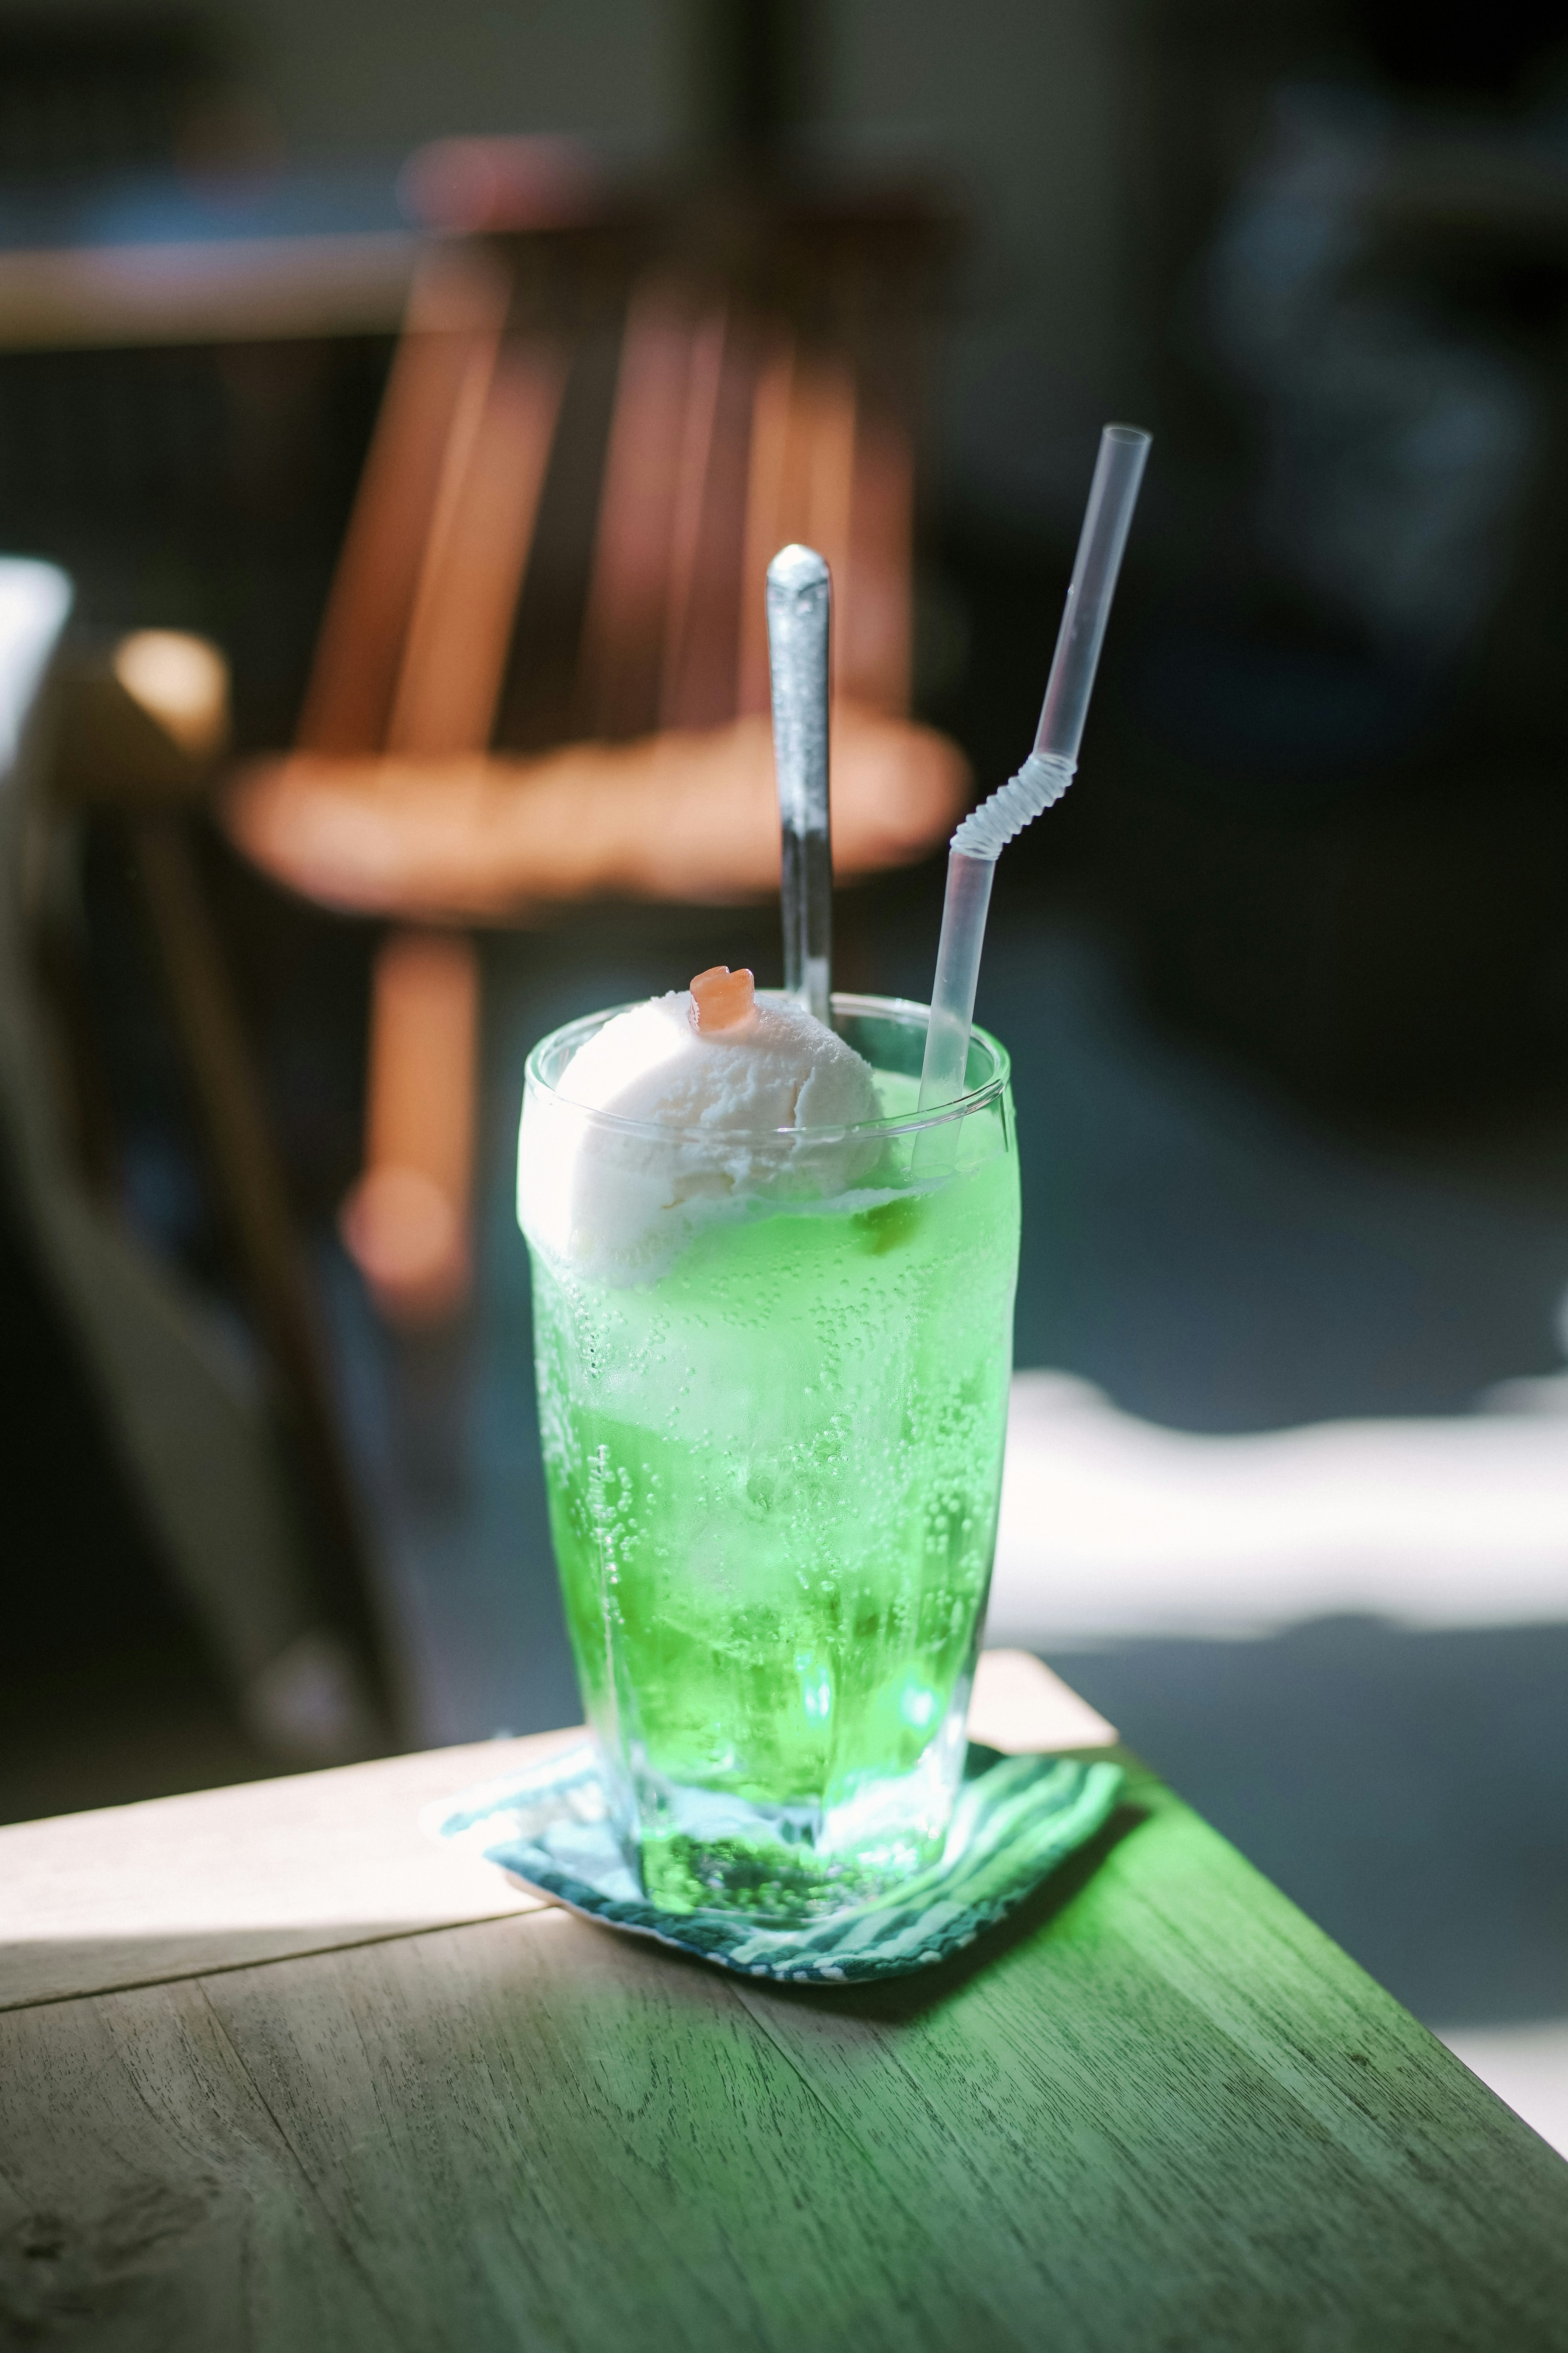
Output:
[{"xmin": 1, "ymin": 0, "xmax": 1566, "ymax": 2148}]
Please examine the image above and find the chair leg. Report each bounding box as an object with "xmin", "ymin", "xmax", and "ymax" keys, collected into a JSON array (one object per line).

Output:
[
  {"xmin": 340, "ymin": 926, "xmax": 478, "ymax": 1330},
  {"xmin": 129, "ymin": 814, "xmax": 399, "ymax": 1740}
]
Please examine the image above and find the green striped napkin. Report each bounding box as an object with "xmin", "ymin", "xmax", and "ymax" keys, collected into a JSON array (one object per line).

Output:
[{"xmin": 432, "ymin": 1741, "xmax": 1123, "ymax": 1985}]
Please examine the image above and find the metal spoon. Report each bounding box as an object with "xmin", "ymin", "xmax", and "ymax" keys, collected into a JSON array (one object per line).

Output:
[{"xmin": 765, "ymin": 543, "xmax": 832, "ymax": 1026}]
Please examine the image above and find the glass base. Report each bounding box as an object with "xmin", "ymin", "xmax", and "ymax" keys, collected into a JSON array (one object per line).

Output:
[{"xmin": 624, "ymin": 1742, "xmax": 963, "ymax": 1925}]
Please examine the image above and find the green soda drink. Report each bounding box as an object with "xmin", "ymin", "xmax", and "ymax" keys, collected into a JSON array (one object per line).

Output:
[{"xmin": 518, "ymin": 989, "xmax": 1019, "ymax": 1921}]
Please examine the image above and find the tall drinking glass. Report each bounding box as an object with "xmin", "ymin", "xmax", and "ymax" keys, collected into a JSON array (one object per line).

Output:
[{"xmin": 517, "ymin": 994, "xmax": 1019, "ymax": 1921}]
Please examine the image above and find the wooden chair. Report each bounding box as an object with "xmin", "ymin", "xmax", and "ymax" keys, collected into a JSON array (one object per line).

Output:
[{"xmin": 224, "ymin": 145, "xmax": 970, "ymax": 1323}]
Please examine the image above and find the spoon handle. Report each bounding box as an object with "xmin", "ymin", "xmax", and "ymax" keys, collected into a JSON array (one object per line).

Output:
[{"xmin": 766, "ymin": 544, "xmax": 832, "ymax": 1025}]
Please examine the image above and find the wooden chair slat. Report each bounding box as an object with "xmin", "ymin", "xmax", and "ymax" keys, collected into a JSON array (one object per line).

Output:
[
  {"xmin": 735, "ymin": 324, "xmax": 797, "ymax": 719},
  {"xmin": 575, "ymin": 274, "xmax": 702, "ymax": 744},
  {"xmin": 387, "ymin": 337, "xmax": 569, "ymax": 756},
  {"xmin": 654, "ymin": 302, "xmax": 733, "ymax": 732},
  {"xmin": 296, "ymin": 250, "xmax": 512, "ymax": 758},
  {"xmin": 842, "ymin": 405, "xmax": 914, "ymax": 715}
]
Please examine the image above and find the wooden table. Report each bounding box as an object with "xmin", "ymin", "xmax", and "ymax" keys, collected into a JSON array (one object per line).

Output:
[{"xmin": 3, "ymin": 1653, "xmax": 1565, "ymax": 2350}]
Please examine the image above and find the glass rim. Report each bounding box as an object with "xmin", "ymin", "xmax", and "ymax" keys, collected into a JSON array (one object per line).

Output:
[{"xmin": 522, "ymin": 990, "xmax": 1011, "ymax": 1145}]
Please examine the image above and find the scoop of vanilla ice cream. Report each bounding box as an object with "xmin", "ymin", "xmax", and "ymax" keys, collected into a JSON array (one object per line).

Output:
[
  {"xmin": 559, "ymin": 990, "xmax": 878, "ymax": 1130},
  {"xmin": 519, "ymin": 990, "xmax": 883, "ymax": 1282}
]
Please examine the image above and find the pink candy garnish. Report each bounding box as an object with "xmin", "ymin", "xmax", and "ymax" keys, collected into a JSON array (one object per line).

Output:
[{"xmin": 689, "ymin": 965, "xmax": 757, "ymax": 1035}]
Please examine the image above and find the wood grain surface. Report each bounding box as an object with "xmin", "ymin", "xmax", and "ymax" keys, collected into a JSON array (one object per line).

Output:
[
  {"xmin": 2, "ymin": 1660, "xmax": 1564, "ymax": 2351},
  {"xmin": 0, "ymin": 1732, "xmax": 565, "ymax": 2012}
]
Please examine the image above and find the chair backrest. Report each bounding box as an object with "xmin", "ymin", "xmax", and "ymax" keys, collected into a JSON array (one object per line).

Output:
[{"xmin": 297, "ymin": 170, "xmax": 949, "ymax": 769}]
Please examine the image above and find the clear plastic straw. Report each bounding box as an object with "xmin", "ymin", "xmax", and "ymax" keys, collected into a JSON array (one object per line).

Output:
[
  {"xmin": 766, "ymin": 544, "xmax": 833, "ymax": 1024},
  {"xmin": 918, "ymin": 424, "xmax": 1150, "ymax": 1113}
]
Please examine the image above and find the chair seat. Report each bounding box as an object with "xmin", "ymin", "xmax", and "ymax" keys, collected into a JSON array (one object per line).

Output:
[{"xmin": 223, "ymin": 701, "xmax": 968, "ymax": 925}]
